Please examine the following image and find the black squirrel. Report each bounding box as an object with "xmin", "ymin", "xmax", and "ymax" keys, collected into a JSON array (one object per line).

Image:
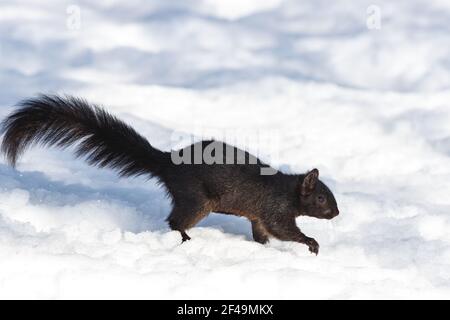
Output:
[{"xmin": 0, "ymin": 95, "xmax": 339, "ymax": 255}]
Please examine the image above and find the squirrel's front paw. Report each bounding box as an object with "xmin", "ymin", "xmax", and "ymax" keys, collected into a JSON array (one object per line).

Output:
[{"xmin": 305, "ymin": 237, "xmax": 319, "ymax": 255}]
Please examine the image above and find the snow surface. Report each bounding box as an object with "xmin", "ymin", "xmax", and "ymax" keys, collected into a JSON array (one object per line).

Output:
[{"xmin": 1, "ymin": 0, "xmax": 450, "ymax": 299}]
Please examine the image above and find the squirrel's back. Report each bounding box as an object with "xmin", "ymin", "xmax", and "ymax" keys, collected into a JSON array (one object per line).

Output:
[{"xmin": 0, "ymin": 95, "xmax": 270, "ymax": 194}]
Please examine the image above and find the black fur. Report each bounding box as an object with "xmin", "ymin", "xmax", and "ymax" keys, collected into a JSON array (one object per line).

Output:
[
  {"xmin": 1, "ymin": 95, "xmax": 339, "ymax": 255},
  {"xmin": 0, "ymin": 95, "xmax": 169, "ymax": 178}
]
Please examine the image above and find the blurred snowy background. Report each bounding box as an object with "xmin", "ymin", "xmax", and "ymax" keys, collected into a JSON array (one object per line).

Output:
[{"xmin": 1, "ymin": 0, "xmax": 450, "ymax": 299}]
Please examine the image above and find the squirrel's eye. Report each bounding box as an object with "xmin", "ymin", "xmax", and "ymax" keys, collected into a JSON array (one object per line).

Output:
[{"xmin": 317, "ymin": 195, "xmax": 326, "ymax": 204}]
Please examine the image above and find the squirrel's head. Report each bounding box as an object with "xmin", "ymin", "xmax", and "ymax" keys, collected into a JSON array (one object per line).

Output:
[{"xmin": 297, "ymin": 169, "xmax": 339, "ymax": 220}]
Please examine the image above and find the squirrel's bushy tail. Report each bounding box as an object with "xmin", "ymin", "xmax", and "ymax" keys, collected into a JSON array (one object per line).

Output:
[{"xmin": 1, "ymin": 94, "xmax": 169, "ymax": 178}]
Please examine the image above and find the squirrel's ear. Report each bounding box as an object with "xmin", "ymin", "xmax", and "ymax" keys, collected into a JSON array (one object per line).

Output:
[{"xmin": 300, "ymin": 168, "xmax": 319, "ymax": 196}]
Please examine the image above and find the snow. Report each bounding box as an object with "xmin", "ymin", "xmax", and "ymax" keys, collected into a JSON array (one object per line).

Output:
[{"xmin": 1, "ymin": 0, "xmax": 450, "ymax": 299}]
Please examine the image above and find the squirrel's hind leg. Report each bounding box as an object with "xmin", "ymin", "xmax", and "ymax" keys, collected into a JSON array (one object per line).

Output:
[
  {"xmin": 251, "ymin": 220, "xmax": 269, "ymax": 244},
  {"xmin": 180, "ymin": 231, "xmax": 191, "ymax": 242},
  {"xmin": 166, "ymin": 202, "xmax": 211, "ymax": 243}
]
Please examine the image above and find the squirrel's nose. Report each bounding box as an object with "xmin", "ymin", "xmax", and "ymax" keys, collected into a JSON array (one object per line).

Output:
[{"xmin": 331, "ymin": 209, "xmax": 339, "ymax": 218}]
